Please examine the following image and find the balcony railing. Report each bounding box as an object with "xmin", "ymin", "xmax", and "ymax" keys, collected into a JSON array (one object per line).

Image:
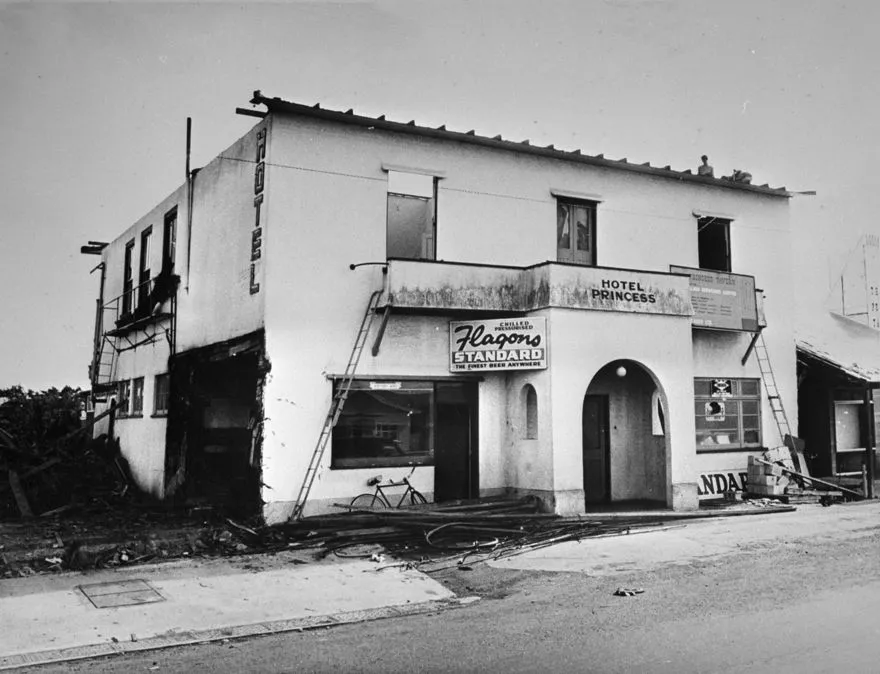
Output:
[
  {"xmin": 100, "ymin": 271, "xmax": 179, "ymax": 336},
  {"xmin": 383, "ymin": 259, "xmax": 693, "ymax": 317}
]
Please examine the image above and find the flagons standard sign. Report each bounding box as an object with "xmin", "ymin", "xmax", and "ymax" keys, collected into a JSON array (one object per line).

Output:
[{"xmin": 450, "ymin": 318, "xmax": 547, "ymax": 372}]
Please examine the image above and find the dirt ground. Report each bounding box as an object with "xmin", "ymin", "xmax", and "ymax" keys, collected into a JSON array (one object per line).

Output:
[{"xmin": 0, "ymin": 505, "xmax": 263, "ymax": 578}]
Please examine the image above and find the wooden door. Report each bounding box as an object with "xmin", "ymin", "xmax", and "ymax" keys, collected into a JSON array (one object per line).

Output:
[
  {"xmin": 434, "ymin": 382, "xmax": 477, "ymax": 502},
  {"xmin": 583, "ymin": 394, "xmax": 610, "ymax": 503}
]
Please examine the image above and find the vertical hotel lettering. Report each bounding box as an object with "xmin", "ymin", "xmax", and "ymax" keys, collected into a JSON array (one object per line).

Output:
[{"xmin": 250, "ymin": 128, "xmax": 266, "ymax": 294}]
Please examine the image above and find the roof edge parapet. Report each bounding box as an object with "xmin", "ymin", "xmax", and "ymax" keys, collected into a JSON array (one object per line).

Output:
[{"xmin": 248, "ymin": 90, "xmax": 792, "ymax": 198}]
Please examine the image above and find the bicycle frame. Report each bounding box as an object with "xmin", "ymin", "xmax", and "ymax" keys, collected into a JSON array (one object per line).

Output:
[
  {"xmin": 350, "ymin": 476, "xmax": 427, "ymax": 510},
  {"xmin": 374, "ymin": 478, "xmax": 419, "ymax": 507}
]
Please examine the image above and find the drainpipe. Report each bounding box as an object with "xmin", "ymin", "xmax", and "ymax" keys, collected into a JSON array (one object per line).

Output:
[
  {"xmin": 866, "ymin": 387, "xmax": 876, "ymax": 498},
  {"xmin": 185, "ymin": 117, "xmax": 194, "ymax": 292}
]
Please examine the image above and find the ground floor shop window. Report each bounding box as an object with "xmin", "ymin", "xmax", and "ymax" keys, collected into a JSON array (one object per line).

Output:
[
  {"xmin": 695, "ymin": 377, "xmax": 761, "ymax": 450},
  {"xmin": 332, "ymin": 380, "xmax": 434, "ymax": 468},
  {"xmin": 332, "ymin": 379, "xmax": 477, "ymax": 469}
]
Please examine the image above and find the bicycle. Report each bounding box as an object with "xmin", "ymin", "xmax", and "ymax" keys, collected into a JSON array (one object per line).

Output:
[{"xmin": 349, "ymin": 473, "xmax": 428, "ymax": 509}]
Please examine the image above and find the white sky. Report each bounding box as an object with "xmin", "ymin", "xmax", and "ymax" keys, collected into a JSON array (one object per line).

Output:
[{"xmin": 1, "ymin": 0, "xmax": 878, "ymax": 390}]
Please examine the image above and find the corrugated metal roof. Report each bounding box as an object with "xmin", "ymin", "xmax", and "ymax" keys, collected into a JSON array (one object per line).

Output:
[
  {"xmin": 796, "ymin": 312, "xmax": 880, "ymax": 383},
  {"xmin": 248, "ymin": 91, "xmax": 791, "ymax": 198}
]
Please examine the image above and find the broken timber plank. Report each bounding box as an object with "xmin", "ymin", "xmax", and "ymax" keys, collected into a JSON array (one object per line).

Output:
[
  {"xmin": 7, "ymin": 469, "xmax": 34, "ymax": 518},
  {"xmin": 753, "ymin": 457, "xmax": 863, "ymax": 499},
  {"xmin": 0, "ymin": 457, "xmax": 62, "ymax": 495}
]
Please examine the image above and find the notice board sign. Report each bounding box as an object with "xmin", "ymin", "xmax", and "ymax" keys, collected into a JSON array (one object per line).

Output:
[
  {"xmin": 450, "ymin": 318, "xmax": 547, "ymax": 372},
  {"xmin": 670, "ymin": 266, "xmax": 759, "ymax": 332}
]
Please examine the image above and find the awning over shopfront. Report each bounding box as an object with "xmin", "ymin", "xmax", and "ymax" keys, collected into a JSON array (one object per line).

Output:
[
  {"xmin": 797, "ymin": 312, "xmax": 880, "ymax": 384},
  {"xmin": 796, "ymin": 312, "xmax": 880, "ymax": 483}
]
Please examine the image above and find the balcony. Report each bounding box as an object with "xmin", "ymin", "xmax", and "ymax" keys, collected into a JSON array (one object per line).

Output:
[{"xmin": 383, "ymin": 259, "xmax": 693, "ymax": 317}]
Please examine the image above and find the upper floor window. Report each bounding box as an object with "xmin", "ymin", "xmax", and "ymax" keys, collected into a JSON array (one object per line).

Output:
[
  {"xmin": 697, "ymin": 216, "xmax": 731, "ymax": 272},
  {"xmin": 137, "ymin": 227, "xmax": 153, "ymax": 312},
  {"xmin": 162, "ymin": 207, "xmax": 177, "ymax": 273},
  {"xmin": 387, "ymin": 171, "xmax": 436, "ymax": 260},
  {"xmin": 556, "ymin": 198, "xmax": 596, "ymax": 265},
  {"xmin": 122, "ymin": 239, "xmax": 135, "ymax": 316}
]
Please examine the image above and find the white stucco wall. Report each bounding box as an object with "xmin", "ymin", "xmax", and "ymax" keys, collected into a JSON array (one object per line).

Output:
[
  {"xmin": 94, "ymin": 187, "xmax": 185, "ymax": 498},
  {"xmin": 175, "ymin": 121, "xmax": 267, "ymax": 353},
  {"xmin": 253, "ymin": 112, "xmax": 794, "ymax": 520},
  {"xmin": 93, "ymin": 119, "xmax": 273, "ymax": 498}
]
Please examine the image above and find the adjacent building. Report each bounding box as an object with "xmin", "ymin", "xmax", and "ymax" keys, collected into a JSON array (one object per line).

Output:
[{"xmin": 85, "ymin": 91, "xmax": 797, "ymax": 523}]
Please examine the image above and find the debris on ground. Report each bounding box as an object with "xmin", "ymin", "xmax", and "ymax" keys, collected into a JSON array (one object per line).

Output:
[
  {"xmin": 613, "ymin": 587, "xmax": 645, "ymax": 596},
  {"xmin": 0, "ymin": 493, "xmax": 802, "ymax": 578},
  {"xmin": 1, "ymin": 387, "xmax": 139, "ymax": 521},
  {"xmin": 746, "ymin": 451, "xmax": 857, "ymax": 504}
]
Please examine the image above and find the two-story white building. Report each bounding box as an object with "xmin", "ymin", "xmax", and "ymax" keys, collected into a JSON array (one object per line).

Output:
[{"xmin": 85, "ymin": 91, "xmax": 796, "ymax": 523}]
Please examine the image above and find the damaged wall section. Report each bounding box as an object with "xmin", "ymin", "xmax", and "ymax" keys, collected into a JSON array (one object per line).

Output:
[{"xmin": 165, "ymin": 330, "xmax": 268, "ymax": 518}]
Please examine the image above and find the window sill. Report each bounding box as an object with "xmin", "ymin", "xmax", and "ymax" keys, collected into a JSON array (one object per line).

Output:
[
  {"xmin": 151, "ymin": 412, "xmax": 169, "ymax": 419},
  {"xmin": 697, "ymin": 446, "xmax": 763, "ymax": 454},
  {"xmin": 331, "ymin": 459, "xmax": 434, "ymax": 470}
]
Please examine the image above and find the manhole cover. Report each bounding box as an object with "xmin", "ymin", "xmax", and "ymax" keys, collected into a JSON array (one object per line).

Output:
[{"xmin": 78, "ymin": 579, "xmax": 165, "ymax": 608}]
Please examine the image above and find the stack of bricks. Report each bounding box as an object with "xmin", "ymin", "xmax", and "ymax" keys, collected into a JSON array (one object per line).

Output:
[{"xmin": 747, "ymin": 455, "xmax": 790, "ymax": 498}]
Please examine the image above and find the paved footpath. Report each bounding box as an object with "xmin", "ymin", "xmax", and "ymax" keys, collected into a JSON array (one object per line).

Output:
[
  {"xmin": 490, "ymin": 500, "xmax": 880, "ymax": 575},
  {"xmin": 0, "ymin": 550, "xmax": 456, "ymax": 670}
]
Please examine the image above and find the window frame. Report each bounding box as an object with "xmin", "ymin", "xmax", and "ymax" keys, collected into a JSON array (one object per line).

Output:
[
  {"xmin": 122, "ymin": 239, "xmax": 135, "ymax": 316},
  {"xmin": 131, "ymin": 377, "xmax": 145, "ymax": 417},
  {"xmin": 696, "ymin": 216, "xmax": 731, "ymax": 272},
  {"xmin": 153, "ymin": 373, "xmax": 170, "ymax": 417},
  {"xmin": 694, "ymin": 377, "xmax": 762, "ymax": 452},
  {"xmin": 162, "ymin": 207, "xmax": 177, "ymax": 273},
  {"xmin": 137, "ymin": 226, "xmax": 153, "ymax": 311},
  {"xmin": 331, "ymin": 380, "xmax": 434, "ymax": 469},
  {"xmin": 385, "ymin": 170, "xmax": 438, "ymax": 261},
  {"xmin": 331, "ymin": 379, "xmax": 477, "ymax": 469},
  {"xmin": 116, "ymin": 379, "xmax": 131, "ymax": 418},
  {"xmin": 556, "ymin": 197, "xmax": 597, "ymax": 266},
  {"xmin": 523, "ymin": 384, "xmax": 538, "ymax": 440}
]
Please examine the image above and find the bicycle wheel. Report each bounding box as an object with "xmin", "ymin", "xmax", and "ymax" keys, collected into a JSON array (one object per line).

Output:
[
  {"xmin": 349, "ymin": 493, "xmax": 388, "ymax": 510},
  {"xmin": 407, "ymin": 488, "xmax": 428, "ymax": 506}
]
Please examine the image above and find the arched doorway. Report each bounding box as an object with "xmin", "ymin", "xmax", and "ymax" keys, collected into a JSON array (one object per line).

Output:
[{"xmin": 582, "ymin": 360, "xmax": 667, "ymax": 506}]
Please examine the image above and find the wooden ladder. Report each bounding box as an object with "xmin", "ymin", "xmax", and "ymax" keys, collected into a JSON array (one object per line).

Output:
[{"xmin": 290, "ymin": 289, "xmax": 384, "ymax": 520}]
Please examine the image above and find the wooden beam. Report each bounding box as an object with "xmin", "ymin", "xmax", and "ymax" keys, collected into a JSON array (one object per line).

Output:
[
  {"xmin": 753, "ymin": 457, "xmax": 864, "ymax": 499},
  {"xmin": 7, "ymin": 470, "xmax": 34, "ymax": 518}
]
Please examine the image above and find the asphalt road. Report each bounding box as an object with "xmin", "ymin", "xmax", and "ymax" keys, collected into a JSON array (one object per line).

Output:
[{"xmin": 22, "ymin": 509, "xmax": 880, "ymax": 674}]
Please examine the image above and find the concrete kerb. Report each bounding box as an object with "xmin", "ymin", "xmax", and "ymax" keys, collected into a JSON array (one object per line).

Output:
[{"xmin": 0, "ymin": 596, "xmax": 480, "ymax": 671}]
